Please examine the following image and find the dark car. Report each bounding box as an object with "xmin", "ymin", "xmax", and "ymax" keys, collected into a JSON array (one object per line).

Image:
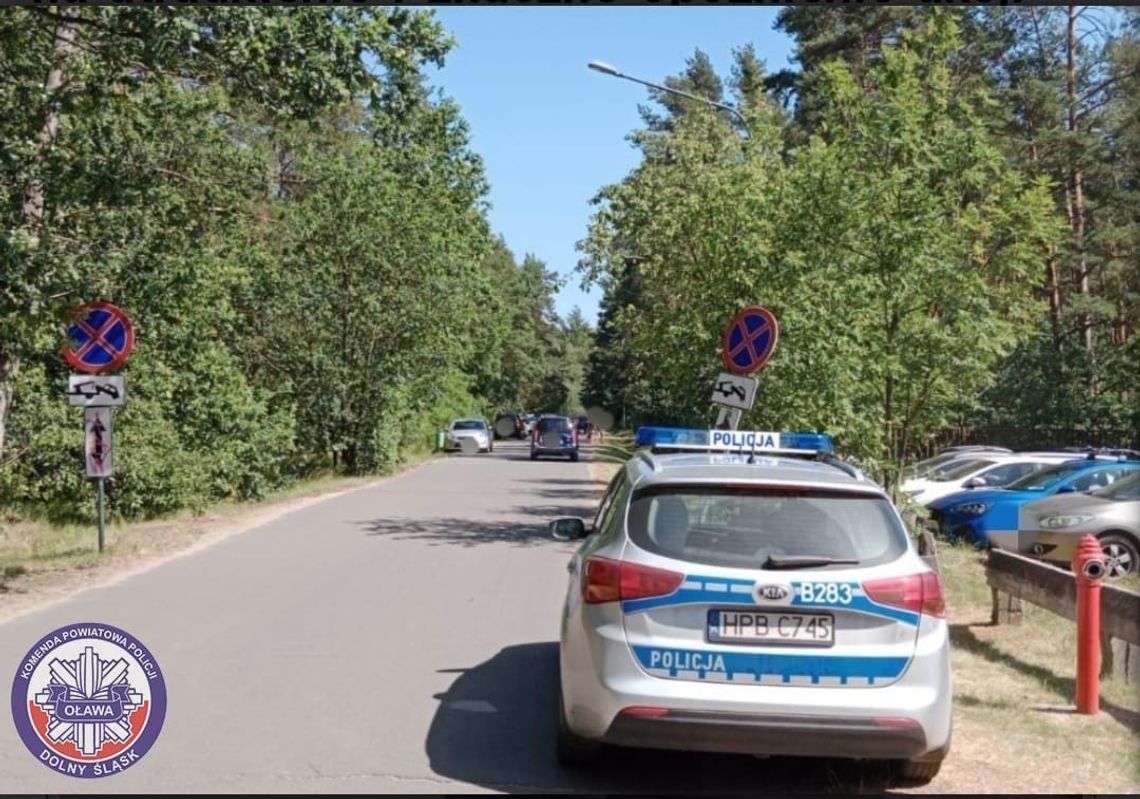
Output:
[
  {"xmin": 494, "ymin": 412, "xmax": 526, "ymax": 440},
  {"xmin": 531, "ymin": 415, "xmax": 579, "ymax": 462}
]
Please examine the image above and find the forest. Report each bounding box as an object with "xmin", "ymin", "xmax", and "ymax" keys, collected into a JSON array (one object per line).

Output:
[
  {"xmin": 0, "ymin": 8, "xmax": 589, "ymax": 520},
  {"xmin": 581, "ymin": 7, "xmax": 1140, "ymax": 481},
  {"xmin": 2, "ymin": 7, "xmax": 1137, "ymax": 520}
]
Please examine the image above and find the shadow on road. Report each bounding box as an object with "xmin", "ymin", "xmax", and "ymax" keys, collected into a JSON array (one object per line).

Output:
[
  {"xmin": 424, "ymin": 642, "xmax": 904, "ymax": 794},
  {"xmin": 357, "ymin": 474, "xmax": 601, "ymax": 549},
  {"xmin": 519, "ymin": 488, "xmax": 601, "ymax": 501},
  {"xmin": 357, "ymin": 517, "xmax": 568, "ymax": 548},
  {"xmin": 514, "ymin": 503, "xmax": 596, "ymax": 521},
  {"xmin": 517, "ymin": 479, "xmax": 604, "ymax": 488}
]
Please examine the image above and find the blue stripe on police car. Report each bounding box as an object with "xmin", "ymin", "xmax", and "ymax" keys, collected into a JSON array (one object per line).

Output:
[{"xmin": 632, "ymin": 645, "xmax": 909, "ymax": 684}]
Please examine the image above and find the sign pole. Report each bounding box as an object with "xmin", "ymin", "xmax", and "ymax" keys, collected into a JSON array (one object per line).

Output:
[
  {"xmin": 83, "ymin": 405, "xmax": 114, "ymax": 553},
  {"xmin": 64, "ymin": 300, "xmax": 133, "ymax": 557},
  {"xmin": 715, "ymin": 407, "xmax": 743, "ymax": 431},
  {"xmin": 97, "ymin": 477, "xmax": 106, "ymax": 553}
]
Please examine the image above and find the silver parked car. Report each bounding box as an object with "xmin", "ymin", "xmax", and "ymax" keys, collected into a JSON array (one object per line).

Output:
[
  {"xmin": 1018, "ymin": 471, "xmax": 1140, "ymax": 578},
  {"xmin": 444, "ymin": 418, "xmax": 493, "ymax": 453},
  {"xmin": 550, "ymin": 427, "xmax": 951, "ymax": 784}
]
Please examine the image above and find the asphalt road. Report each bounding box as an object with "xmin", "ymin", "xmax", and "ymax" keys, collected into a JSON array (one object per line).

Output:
[{"xmin": 0, "ymin": 441, "xmax": 902, "ymax": 793}]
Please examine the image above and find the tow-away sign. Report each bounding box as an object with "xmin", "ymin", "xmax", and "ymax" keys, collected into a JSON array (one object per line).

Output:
[
  {"xmin": 68, "ymin": 375, "xmax": 126, "ymax": 407},
  {"xmin": 710, "ymin": 372, "xmax": 758, "ymax": 411}
]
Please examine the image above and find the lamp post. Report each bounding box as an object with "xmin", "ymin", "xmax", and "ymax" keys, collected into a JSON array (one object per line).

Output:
[{"xmin": 587, "ymin": 60, "xmax": 751, "ymax": 138}]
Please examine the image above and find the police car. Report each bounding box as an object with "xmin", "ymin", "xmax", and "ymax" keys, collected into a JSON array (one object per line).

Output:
[{"xmin": 549, "ymin": 427, "xmax": 951, "ymax": 783}]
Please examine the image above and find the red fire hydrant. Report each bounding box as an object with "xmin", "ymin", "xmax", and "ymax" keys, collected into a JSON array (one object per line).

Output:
[{"xmin": 1072, "ymin": 534, "xmax": 1107, "ymax": 715}]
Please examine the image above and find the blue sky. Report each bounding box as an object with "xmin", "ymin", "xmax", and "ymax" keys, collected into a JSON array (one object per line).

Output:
[{"xmin": 420, "ymin": 8, "xmax": 797, "ymax": 324}]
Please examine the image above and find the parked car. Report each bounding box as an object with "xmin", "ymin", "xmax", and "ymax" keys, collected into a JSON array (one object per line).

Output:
[
  {"xmin": 940, "ymin": 445, "xmax": 1014, "ymax": 454},
  {"xmin": 901, "ymin": 446, "xmax": 1013, "ymax": 481},
  {"xmin": 1017, "ymin": 471, "xmax": 1140, "ymax": 578},
  {"xmin": 494, "ymin": 412, "xmax": 526, "ymax": 440},
  {"xmin": 444, "ymin": 418, "xmax": 493, "ymax": 453},
  {"xmin": 902, "ymin": 454, "xmax": 1072, "ymax": 506},
  {"xmin": 928, "ymin": 456, "xmax": 1140, "ymax": 549},
  {"xmin": 550, "ymin": 426, "xmax": 950, "ymax": 783},
  {"xmin": 531, "ymin": 415, "xmax": 579, "ymax": 461}
]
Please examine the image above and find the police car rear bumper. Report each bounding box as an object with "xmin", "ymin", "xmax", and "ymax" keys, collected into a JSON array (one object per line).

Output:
[
  {"xmin": 560, "ymin": 610, "xmax": 952, "ymax": 758},
  {"xmin": 603, "ymin": 709, "xmax": 928, "ymax": 759}
]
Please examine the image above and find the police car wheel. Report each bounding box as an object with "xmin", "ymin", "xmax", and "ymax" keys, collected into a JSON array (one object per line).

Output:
[
  {"xmin": 555, "ymin": 690, "xmax": 600, "ymax": 767},
  {"xmin": 894, "ymin": 758, "xmax": 942, "ymax": 784}
]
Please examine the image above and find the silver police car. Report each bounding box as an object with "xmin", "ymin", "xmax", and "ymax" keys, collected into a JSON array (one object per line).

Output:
[{"xmin": 550, "ymin": 428, "xmax": 951, "ymax": 784}]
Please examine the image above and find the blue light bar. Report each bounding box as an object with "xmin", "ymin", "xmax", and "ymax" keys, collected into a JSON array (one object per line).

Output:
[{"xmin": 634, "ymin": 426, "xmax": 834, "ymax": 455}]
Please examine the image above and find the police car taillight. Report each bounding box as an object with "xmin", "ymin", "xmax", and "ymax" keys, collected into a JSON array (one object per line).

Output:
[
  {"xmin": 583, "ymin": 557, "xmax": 684, "ymax": 604},
  {"xmin": 862, "ymin": 572, "xmax": 946, "ymax": 618}
]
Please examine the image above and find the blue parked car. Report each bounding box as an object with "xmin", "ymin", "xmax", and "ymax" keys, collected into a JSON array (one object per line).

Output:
[{"xmin": 928, "ymin": 456, "xmax": 1140, "ymax": 549}]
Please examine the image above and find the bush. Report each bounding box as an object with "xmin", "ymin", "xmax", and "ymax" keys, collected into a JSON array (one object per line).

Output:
[{"xmin": 0, "ymin": 364, "xmax": 92, "ymax": 522}]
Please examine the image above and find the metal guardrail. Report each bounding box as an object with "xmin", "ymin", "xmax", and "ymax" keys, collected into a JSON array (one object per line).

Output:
[{"xmin": 984, "ymin": 548, "xmax": 1140, "ymax": 681}]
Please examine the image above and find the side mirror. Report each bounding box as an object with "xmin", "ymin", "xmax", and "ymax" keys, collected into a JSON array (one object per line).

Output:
[
  {"xmin": 550, "ymin": 517, "xmax": 588, "ymax": 541},
  {"xmin": 1056, "ymin": 484, "xmax": 1077, "ymax": 494},
  {"xmin": 965, "ymin": 477, "xmax": 986, "ymax": 489}
]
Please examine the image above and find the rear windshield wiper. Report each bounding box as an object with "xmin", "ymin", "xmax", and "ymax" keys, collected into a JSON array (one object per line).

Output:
[{"xmin": 762, "ymin": 555, "xmax": 860, "ymax": 570}]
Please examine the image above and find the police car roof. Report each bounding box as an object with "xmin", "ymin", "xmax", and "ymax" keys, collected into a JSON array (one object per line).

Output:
[{"xmin": 629, "ymin": 451, "xmax": 886, "ymax": 495}]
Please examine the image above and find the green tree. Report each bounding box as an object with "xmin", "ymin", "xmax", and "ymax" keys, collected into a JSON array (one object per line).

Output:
[
  {"xmin": 0, "ymin": 8, "xmax": 532, "ymax": 519},
  {"xmin": 0, "ymin": 7, "xmax": 454, "ymax": 465},
  {"xmin": 581, "ymin": 13, "xmax": 1059, "ymax": 485}
]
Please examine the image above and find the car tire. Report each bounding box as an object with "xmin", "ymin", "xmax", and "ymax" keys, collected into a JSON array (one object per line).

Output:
[
  {"xmin": 570, "ymin": 453, "xmax": 579, "ymax": 462},
  {"xmin": 1097, "ymin": 531, "xmax": 1139, "ymax": 578},
  {"xmin": 556, "ymin": 689, "xmax": 601, "ymax": 767},
  {"xmin": 894, "ymin": 758, "xmax": 942, "ymax": 785},
  {"xmin": 530, "ymin": 452, "xmax": 538, "ymax": 461}
]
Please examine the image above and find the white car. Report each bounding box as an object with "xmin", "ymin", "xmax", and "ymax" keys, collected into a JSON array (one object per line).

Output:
[
  {"xmin": 900, "ymin": 447, "xmax": 1011, "ymax": 481},
  {"xmin": 444, "ymin": 418, "xmax": 492, "ymax": 453},
  {"xmin": 902, "ymin": 454, "xmax": 1072, "ymax": 506},
  {"xmin": 551, "ymin": 427, "xmax": 951, "ymax": 784}
]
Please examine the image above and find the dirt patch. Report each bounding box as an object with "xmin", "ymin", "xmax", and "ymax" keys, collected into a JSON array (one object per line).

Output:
[{"xmin": 0, "ymin": 459, "xmax": 435, "ymax": 625}]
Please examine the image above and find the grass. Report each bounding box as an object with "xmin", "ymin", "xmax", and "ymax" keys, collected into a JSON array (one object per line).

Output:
[{"xmin": 593, "ymin": 431, "xmax": 636, "ymax": 465}]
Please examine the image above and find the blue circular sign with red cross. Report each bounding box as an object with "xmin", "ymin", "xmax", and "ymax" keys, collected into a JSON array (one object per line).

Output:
[
  {"xmin": 722, "ymin": 305, "xmax": 779, "ymax": 375},
  {"xmin": 62, "ymin": 301, "xmax": 135, "ymax": 375}
]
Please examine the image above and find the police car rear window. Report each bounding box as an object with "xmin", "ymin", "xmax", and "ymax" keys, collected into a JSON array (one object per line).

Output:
[{"xmin": 627, "ymin": 486, "xmax": 907, "ymax": 570}]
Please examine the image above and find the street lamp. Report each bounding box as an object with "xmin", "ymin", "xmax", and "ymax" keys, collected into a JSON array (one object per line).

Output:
[{"xmin": 587, "ymin": 60, "xmax": 750, "ymax": 137}]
